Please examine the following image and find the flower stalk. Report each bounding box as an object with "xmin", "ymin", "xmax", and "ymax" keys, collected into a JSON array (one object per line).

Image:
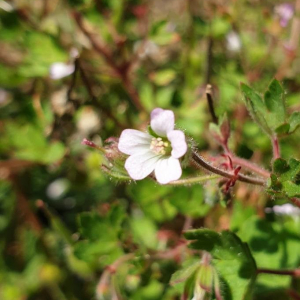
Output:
[
  {"xmin": 191, "ymin": 150, "xmax": 266, "ymax": 186},
  {"xmin": 166, "ymin": 174, "xmax": 221, "ymax": 186},
  {"xmin": 229, "ymin": 154, "xmax": 270, "ymax": 178}
]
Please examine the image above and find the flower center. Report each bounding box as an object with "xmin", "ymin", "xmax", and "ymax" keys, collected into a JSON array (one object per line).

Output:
[{"xmin": 150, "ymin": 137, "xmax": 171, "ymax": 156}]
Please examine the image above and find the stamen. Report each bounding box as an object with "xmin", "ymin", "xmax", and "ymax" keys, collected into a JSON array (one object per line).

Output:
[{"xmin": 150, "ymin": 137, "xmax": 170, "ymax": 155}]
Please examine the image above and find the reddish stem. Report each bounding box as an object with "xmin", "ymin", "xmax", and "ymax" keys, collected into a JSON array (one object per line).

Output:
[
  {"xmin": 191, "ymin": 150, "xmax": 266, "ymax": 186},
  {"xmin": 288, "ymin": 289, "xmax": 300, "ymax": 300},
  {"xmin": 230, "ymin": 155, "xmax": 270, "ymax": 178},
  {"xmin": 290, "ymin": 197, "xmax": 300, "ymax": 208},
  {"xmin": 219, "ymin": 139, "xmax": 270, "ymax": 179},
  {"xmin": 271, "ymin": 136, "xmax": 280, "ymax": 159},
  {"xmin": 257, "ymin": 268, "xmax": 300, "ymax": 277},
  {"xmin": 72, "ymin": 10, "xmax": 146, "ymax": 112}
]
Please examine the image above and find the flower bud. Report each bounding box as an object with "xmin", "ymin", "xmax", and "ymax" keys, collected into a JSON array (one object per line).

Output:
[
  {"xmin": 189, "ymin": 252, "xmax": 223, "ymax": 300},
  {"xmin": 82, "ymin": 138, "xmax": 130, "ymax": 181}
]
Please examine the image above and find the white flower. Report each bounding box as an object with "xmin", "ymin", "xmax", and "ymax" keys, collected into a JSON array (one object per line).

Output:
[
  {"xmin": 49, "ymin": 62, "xmax": 75, "ymax": 80},
  {"xmin": 0, "ymin": 1, "xmax": 14, "ymax": 12},
  {"xmin": 226, "ymin": 31, "xmax": 241, "ymax": 52},
  {"xmin": 265, "ymin": 203, "xmax": 300, "ymax": 216},
  {"xmin": 118, "ymin": 108, "xmax": 187, "ymax": 184}
]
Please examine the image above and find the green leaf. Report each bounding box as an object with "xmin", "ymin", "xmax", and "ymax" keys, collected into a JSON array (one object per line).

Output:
[
  {"xmin": 5, "ymin": 123, "xmax": 65, "ymax": 164},
  {"xmin": 132, "ymin": 280, "xmax": 164, "ymax": 300},
  {"xmin": 278, "ymin": 158, "xmax": 300, "ymax": 182},
  {"xmin": 19, "ymin": 32, "xmax": 68, "ymax": 77},
  {"xmin": 140, "ymin": 82, "xmax": 154, "ymax": 111},
  {"xmin": 169, "ymin": 185, "xmax": 211, "ymax": 218},
  {"xmin": 269, "ymin": 158, "xmax": 300, "ymax": 198},
  {"xmin": 184, "ymin": 229, "xmax": 257, "ymax": 300},
  {"xmin": 241, "ymin": 80, "xmax": 288, "ymax": 136},
  {"xmin": 238, "ymin": 216, "xmax": 300, "ymax": 292},
  {"xmin": 42, "ymin": 142, "xmax": 65, "ymax": 164},
  {"xmin": 170, "ymin": 259, "xmax": 200, "ymax": 288},
  {"xmin": 73, "ymin": 240, "xmax": 122, "ymax": 265},
  {"xmin": 130, "ymin": 217, "xmax": 158, "ymax": 249},
  {"xmin": 151, "ymin": 69, "xmax": 176, "ymax": 86},
  {"xmin": 288, "ymin": 111, "xmax": 300, "ymax": 133},
  {"xmin": 210, "ymin": 17, "xmax": 231, "ymax": 38},
  {"xmin": 275, "ymin": 123, "xmax": 290, "ymax": 135},
  {"xmin": 156, "ymin": 86, "xmax": 174, "ymax": 107},
  {"xmin": 240, "ymin": 83, "xmax": 271, "ymax": 135},
  {"xmin": 127, "ymin": 180, "xmax": 177, "ymax": 222},
  {"xmin": 77, "ymin": 212, "xmax": 117, "ymax": 242},
  {"xmin": 230, "ymin": 201, "xmax": 256, "ymax": 232},
  {"xmin": 0, "ymin": 181, "xmax": 15, "ymax": 232},
  {"xmin": 282, "ymin": 181, "xmax": 300, "ymax": 197},
  {"xmin": 209, "ymin": 113, "xmax": 230, "ymax": 145},
  {"xmin": 273, "ymin": 158, "xmax": 289, "ymax": 174},
  {"xmin": 150, "ymin": 20, "xmax": 175, "ymax": 45},
  {"xmin": 264, "ymin": 79, "xmax": 286, "ymax": 128}
]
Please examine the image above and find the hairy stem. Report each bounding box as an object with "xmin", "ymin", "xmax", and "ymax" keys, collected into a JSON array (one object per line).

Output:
[
  {"xmin": 167, "ymin": 174, "xmax": 221, "ymax": 186},
  {"xmin": 191, "ymin": 150, "xmax": 266, "ymax": 186},
  {"xmin": 229, "ymin": 154, "xmax": 270, "ymax": 178},
  {"xmin": 271, "ymin": 136, "xmax": 280, "ymax": 159}
]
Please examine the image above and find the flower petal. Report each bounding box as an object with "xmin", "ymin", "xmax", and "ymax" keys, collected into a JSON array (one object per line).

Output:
[
  {"xmin": 154, "ymin": 157, "xmax": 182, "ymax": 184},
  {"xmin": 118, "ymin": 129, "xmax": 152, "ymax": 155},
  {"xmin": 150, "ymin": 108, "xmax": 175, "ymax": 137},
  {"xmin": 167, "ymin": 130, "xmax": 187, "ymax": 159},
  {"xmin": 125, "ymin": 151, "xmax": 160, "ymax": 180},
  {"xmin": 49, "ymin": 62, "xmax": 75, "ymax": 80}
]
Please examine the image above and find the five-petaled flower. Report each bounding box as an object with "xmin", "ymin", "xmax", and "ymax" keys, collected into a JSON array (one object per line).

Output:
[{"xmin": 118, "ymin": 108, "xmax": 187, "ymax": 184}]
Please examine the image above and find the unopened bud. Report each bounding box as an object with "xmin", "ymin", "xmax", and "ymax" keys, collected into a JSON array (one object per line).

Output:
[
  {"xmin": 81, "ymin": 138, "xmax": 101, "ymax": 150},
  {"xmin": 82, "ymin": 137, "xmax": 130, "ymax": 181},
  {"xmin": 198, "ymin": 264, "xmax": 214, "ymax": 292},
  {"xmin": 104, "ymin": 137, "xmax": 122, "ymax": 160},
  {"xmin": 190, "ymin": 252, "xmax": 223, "ymax": 300}
]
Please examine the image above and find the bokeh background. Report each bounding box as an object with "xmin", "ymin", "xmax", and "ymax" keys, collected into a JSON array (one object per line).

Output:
[{"xmin": 1, "ymin": 0, "xmax": 300, "ymax": 299}]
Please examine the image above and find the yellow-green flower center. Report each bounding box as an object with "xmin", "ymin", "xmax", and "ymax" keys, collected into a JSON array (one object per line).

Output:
[{"xmin": 150, "ymin": 137, "xmax": 171, "ymax": 156}]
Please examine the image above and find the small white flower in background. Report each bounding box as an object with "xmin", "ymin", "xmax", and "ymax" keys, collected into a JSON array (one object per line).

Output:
[
  {"xmin": 226, "ymin": 31, "xmax": 241, "ymax": 53},
  {"xmin": 118, "ymin": 108, "xmax": 187, "ymax": 184},
  {"xmin": 275, "ymin": 3, "xmax": 294, "ymax": 27},
  {"xmin": 49, "ymin": 62, "xmax": 75, "ymax": 80},
  {"xmin": 46, "ymin": 178, "xmax": 70, "ymax": 200},
  {"xmin": 265, "ymin": 203, "xmax": 300, "ymax": 216},
  {"xmin": 0, "ymin": 1, "xmax": 14, "ymax": 12},
  {"xmin": 133, "ymin": 40, "xmax": 159, "ymax": 59},
  {"xmin": 77, "ymin": 106, "xmax": 101, "ymax": 134}
]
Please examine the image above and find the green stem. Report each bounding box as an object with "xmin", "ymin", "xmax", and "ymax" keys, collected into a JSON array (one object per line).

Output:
[
  {"xmin": 36, "ymin": 200, "xmax": 74, "ymax": 245},
  {"xmin": 167, "ymin": 174, "xmax": 221, "ymax": 186}
]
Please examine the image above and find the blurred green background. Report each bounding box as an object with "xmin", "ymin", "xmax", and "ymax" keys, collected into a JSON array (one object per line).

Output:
[{"xmin": 1, "ymin": 0, "xmax": 300, "ymax": 299}]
